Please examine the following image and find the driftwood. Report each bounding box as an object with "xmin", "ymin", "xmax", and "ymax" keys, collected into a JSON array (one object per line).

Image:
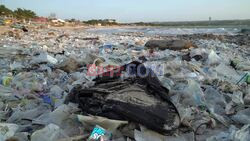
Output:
[
  {"xmin": 66, "ymin": 61, "xmax": 180, "ymax": 133},
  {"xmin": 145, "ymin": 40, "xmax": 196, "ymax": 51}
]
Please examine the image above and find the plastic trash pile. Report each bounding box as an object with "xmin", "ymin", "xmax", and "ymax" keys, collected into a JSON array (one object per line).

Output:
[{"xmin": 0, "ymin": 26, "xmax": 250, "ymax": 141}]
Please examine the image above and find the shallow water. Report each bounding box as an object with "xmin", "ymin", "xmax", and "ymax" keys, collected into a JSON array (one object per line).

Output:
[{"xmin": 87, "ymin": 27, "xmax": 243, "ymax": 35}]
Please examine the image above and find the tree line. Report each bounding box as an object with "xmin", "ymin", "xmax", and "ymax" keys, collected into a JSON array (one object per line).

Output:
[
  {"xmin": 0, "ymin": 5, "xmax": 37, "ymax": 19},
  {"xmin": 83, "ymin": 19, "xmax": 118, "ymax": 25}
]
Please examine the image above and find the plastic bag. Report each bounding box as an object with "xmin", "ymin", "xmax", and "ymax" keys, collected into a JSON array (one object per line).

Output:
[
  {"xmin": 31, "ymin": 124, "xmax": 68, "ymax": 141},
  {"xmin": 232, "ymin": 108, "xmax": 250, "ymax": 125},
  {"xmin": 207, "ymin": 50, "xmax": 221, "ymax": 65},
  {"xmin": 207, "ymin": 125, "xmax": 250, "ymax": 141},
  {"xmin": 31, "ymin": 53, "xmax": 58, "ymax": 65},
  {"xmin": 0, "ymin": 123, "xmax": 19, "ymax": 141},
  {"xmin": 183, "ymin": 80, "xmax": 205, "ymax": 106}
]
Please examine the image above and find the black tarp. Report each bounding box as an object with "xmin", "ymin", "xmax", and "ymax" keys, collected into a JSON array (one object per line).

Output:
[{"xmin": 66, "ymin": 61, "xmax": 180, "ymax": 133}]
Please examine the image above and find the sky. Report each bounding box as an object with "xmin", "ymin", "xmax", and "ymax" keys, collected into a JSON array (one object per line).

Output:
[{"xmin": 1, "ymin": 0, "xmax": 250, "ymax": 23}]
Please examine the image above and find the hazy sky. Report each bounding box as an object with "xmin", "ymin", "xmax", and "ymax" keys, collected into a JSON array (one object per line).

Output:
[{"xmin": 1, "ymin": 0, "xmax": 250, "ymax": 22}]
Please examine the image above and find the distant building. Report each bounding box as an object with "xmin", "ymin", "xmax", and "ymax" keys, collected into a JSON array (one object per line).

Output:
[
  {"xmin": 209, "ymin": 17, "xmax": 212, "ymax": 21},
  {"xmin": 50, "ymin": 19, "xmax": 65, "ymax": 27},
  {"xmin": 33, "ymin": 17, "xmax": 48, "ymax": 23},
  {"xmin": 51, "ymin": 19, "xmax": 65, "ymax": 23}
]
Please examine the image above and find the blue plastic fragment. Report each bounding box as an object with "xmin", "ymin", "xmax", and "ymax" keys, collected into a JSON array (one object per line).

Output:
[{"xmin": 41, "ymin": 95, "xmax": 53, "ymax": 105}]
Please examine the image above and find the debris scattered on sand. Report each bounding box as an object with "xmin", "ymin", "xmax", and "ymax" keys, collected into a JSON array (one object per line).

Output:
[{"xmin": 0, "ymin": 25, "xmax": 250, "ymax": 140}]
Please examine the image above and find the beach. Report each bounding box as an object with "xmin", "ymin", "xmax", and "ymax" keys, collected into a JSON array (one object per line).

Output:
[{"xmin": 0, "ymin": 24, "xmax": 250, "ymax": 140}]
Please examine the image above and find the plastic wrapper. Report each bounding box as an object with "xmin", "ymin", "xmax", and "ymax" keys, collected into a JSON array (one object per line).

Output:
[{"xmin": 88, "ymin": 125, "xmax": 112, "ymax": 141}]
